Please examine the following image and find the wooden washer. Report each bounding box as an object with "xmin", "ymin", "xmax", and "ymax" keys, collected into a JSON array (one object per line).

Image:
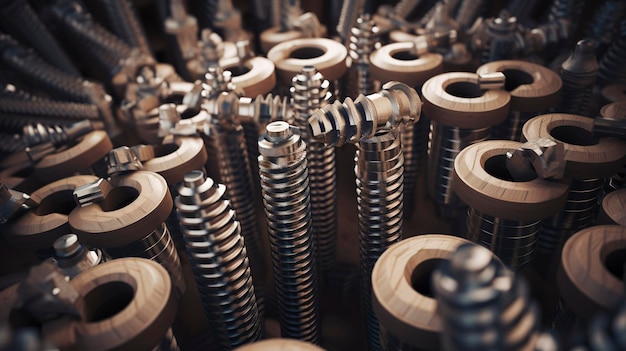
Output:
[
  {"xmin": 600, "ymin": 101, "xmax": 626, "ymax": 119},
  {"xmin": 421, "ymin": 72, "xmax": 511, "ymax": 129},
  {"xmin": 369, "ymin": 42, "xmax": 443, "ymax": 87},
  {"xmin": 372, "ymin": 234, "xmax": 472, "ymax": 350},
  {"xmin": 601, "ymin": 83, "xmax": 626, "ymax": 104},
  {"xmin": 221, "ymin": 56, "xmax": 277, "ymax": 97},
  {"xmin": 5, "ymin": 175, "xmax": 98, "ymax": 251},
  {"xmin": 522, "ymin": 114, "xmax": 626, "ymax": 179},
  {"xmin": 43, "ymin": 258, "xmax": 177, "ymax": 351},
  {"xmin": 234, "ymin": 339, "xmax": 327, "ymax": 351},
  {"xmin": 33, "ymin": 131, "xmax": 112, "ymax": 183},
  {"xmin": 141, "ymin": 136, "xmax": 208, "ymax": 185},
  {"xmin": 557, "ymin": 225, "xmax": 626, "ymax": 321},
  {"xmin": 598, "ymin": 189, "xmax": 626, "ymax": 226},
  {"xmin": 267, "ymin": 38, "xmax": 348, "ymax": 87}
]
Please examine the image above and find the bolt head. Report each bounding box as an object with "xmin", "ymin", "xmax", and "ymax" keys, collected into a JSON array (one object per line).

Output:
[
  {"xmin": 506, "ymin": 138, "xmax": 565, "ymax": 180},
  {"xmin": 73, "ymin": 178, "xmax": 113, "ymax": 207}
]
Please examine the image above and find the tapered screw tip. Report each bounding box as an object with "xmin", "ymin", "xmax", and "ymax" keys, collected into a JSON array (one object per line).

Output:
[{"xmin": 183, "ymin": 170, "xmax": 206, "ymax": 187}]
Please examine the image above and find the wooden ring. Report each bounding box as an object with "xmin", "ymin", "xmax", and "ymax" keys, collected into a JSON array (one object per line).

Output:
[
  {"xmin": 369, "ymin": 42, "xmax": 443, "ymax": 87},
  {"xmin": 421, "ymin": 72, "xmax": 511, "ymax": 129},
  {"xmin": 260, "ymin": 27, "xmax": 305, "ymax": 54},
  {"xmin": 601, "ymin": 83, "xmax": 626, "ymax": 103},
  {"xmin": 476, "ymin": 60, "xmax": 561, "ymax": 112},
  {"xmin": 46, "ymin": 258, "xmax": 177, "ymax": 351},
  {"xmin": 372, "ymin": 234, "xmax": 472, "ymax": 350},
  {"xmin": 68, "ymin": 171, "xmax": 172, "ymax": 247},
  {"xmin": 233, "ymin": 339, "xmax": 327, "ymax": 351},
  {"xmin": 142, "ymin": 137, "xmax": 208, "ymax": 185},
  {"xmin": 600, "ymin": 101, "xmax": 626, "ymax": 119},
  {"xmin": 221, "ymin": 56, "xmax": 277, "ymax": 97},
  {"xmin": 453, "ymin": 140, "xmax": 569, "ymax": 221},
  {"xmin": 598, "ymin": 189, "xmax": 626, "ymax": 226},
  {"xmin": 522, "ymin": 113, "xmax": 626, "ymax": 179},
  {"xmin": 34, "ymin": 131, "xmax": 112, "ymax": 182},
  {"xmin": 557, "ymin": 225, "xmax": 626, "ymax": 321},
  {"xmin": 5, "ymin": 175, "xmax": 98, "ymax": 250},
  {"xmin": 267, "ymin": 38, "xmax": 348, "ymax": 86}
]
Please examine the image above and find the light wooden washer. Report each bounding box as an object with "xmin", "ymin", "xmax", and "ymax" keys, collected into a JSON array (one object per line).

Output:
[
  {"xmin": 369, "ymin": 42, "xmax": 443, "ymax": 87},
  {"xmin": 601, "ymin": 83, "xmax": 626, "ymax": 103},
  {"xmin": 234, "ymin": 339, "xmax": 326, "ymax": 351},
  {"xmin": 557, "ymin": 225, "xmax": 626, "ymax": 321},
  {"xmin": 372, "ymin": 234, "xmax": 472, "ymax": 350},
  {"xmin": 5, "ymin": 175, "xmax": 98, "ymax": 251},
  {"xmin": 598, "ymin": 189, "xmax": 626, "ymax": 226},
  {"xmin": 221, "ymin": 56, "xmax": 277, "ymax": 97},
  {"xmin": 43, "ymin": 258, "xmax": 177, "ymax": 351},
  {"xmin": 141, "ymin": 137, "xmax": 208, "ymax": 185},
  {"xmin": 267, "ymin": 38, "xmax": 348, "ymax": 87}
]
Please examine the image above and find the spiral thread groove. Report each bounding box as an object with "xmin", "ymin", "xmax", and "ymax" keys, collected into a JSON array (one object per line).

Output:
[
  {"xmin": 598, "ymin": 21, "xmax": 626, "ymax": 86},
  {"xmin": 175, "ymin": 170, "xmax": 262, "ymax": 348},
  {"xmin": 258, "ymin": 122, "xmax": 320, "ymax": 343},
  {"xmin": 554, "ymin": 40, "xmax": 599, "ymax": 116},
  {"xmin": 355, "ymin": 129, "xmax": 404, "ymax": 351},
  {"xmin": 346, "ymin": 15, "xmax": 378, "ymax": 98}
]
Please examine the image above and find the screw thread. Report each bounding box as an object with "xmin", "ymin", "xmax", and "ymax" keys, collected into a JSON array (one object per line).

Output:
[
  {"xmin": 336, "ymin": 0, "xmax": 364, "ymax": 43},
  {"xmin": 175, "ymin": 170, "xmax": 262, "ymax": 348},
  {"xmin": 0, "ymin": 97, "xmax": 101, "ymax": 121},
  {"xmin": 280, "ymin": 0, "xmax": 301, "ymax": 31},
  {"xmin": 0, "ymin": 0, "xmax": 79, "ymax": 75},
  {"xmin": 554, "ymin": 39, "xmax": 599, "ymax": 116},
  {"xmin": 0, "ymin": 132, "xmax": 24, "ymax": 154},
  {"xmin": 291, "ymin": 67, "xmax": 337, "ymax": 270},
  {"xmin": 480, "ymin": 11, "xmax": 521, "ymax": 64},
  {"xmin": 427, "ymin": 122, "xmax": 490, "ymax": 218},
  {"xmin": 539, "ymin": 177, "xmax": 603, "ymax": 254},
  {"xmin": 88, "ymin": 0, "xmax": 151, "ymax": 56},
  {"xmin": 355, "ymin": 129, "xmax": 404, "ymax": 351},
  {"xmin": 258, "ymin": 122, "xmax": 320, "ymax": 343},
  {"xmin": 346, "ymin": 15, "xmax": 378, "ymax": 98},
  {"xmin": 598, "ymin": 22, "xmax": 626, "ymax": 86},
  {"xmin": 585, "ymin": 0, "xmax": 626, "ymax": 48},
  {"xmin": 455, "ymin": 0, "xmax": 486, "ymax": 30},
  {"xmin": 433, "ymin": 243, "xmax": 541, "ymax": 351}
]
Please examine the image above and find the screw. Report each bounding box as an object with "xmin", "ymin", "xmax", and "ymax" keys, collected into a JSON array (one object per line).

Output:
[
  {"xmin": 506, "ymin": 137, "xmax": 566, "ymax": 181},
  {"xmin": 175, "ymin": 170, "xmax": 262, "ymax": 348},
  {"xmin": 345, "ymin": 14, "xmax": 379, "ymax": 98},
  {"xmin": 258, "ymin": 121, "xmax": 320, "ymax": 343},
  {"xmin": 336, "ymin": 0, "xmax": 365, "ymax": 44},
  {"xmin": 52, "ymin": 233, "xmax": 102, "ymax": 279},
  {"xmin": 553, "ymin": 39, "xmax": 599, "ymax": 116},
  {"xmin": 0, "ymin": 182, "xmax": 37, "ymax": 224},
  {"xmin": 598, "ymin": 21, "xmax": 626, "ymax": 87}
]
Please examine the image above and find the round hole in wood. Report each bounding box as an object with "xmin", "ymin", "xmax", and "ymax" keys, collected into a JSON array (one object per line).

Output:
[
  {"xmin": 445, "ymin": 82, "xmax": 483, "ymax": 98},
  {"xmin": 101, "ymin": 186, "xmax": 139, "ymax": 212},
  {"xmin": 502, "ymin": 69, "xmax": 533, "ymax": 91},
  {"xmin": 605, "ymin": 248, "xmax": 626, "ymax": 281},
  {"xmin": 550, "ymin": 125, "xmax": 598, "ymax": 146},
  {"xmin": 409, "ymin": 258, "xmax": 445, "ymax": 298},
  {"xmin": 153, "ymin": 143, "xmax": 180, "ymax": 158},
  {"xmin": 226, "ymin": 65, "xmax": 251, "ymax": 77},
  {"xmin": 82, "ymin": 281, "xmax": 134, "ymax": 323},
  {"xmin": 391, "ymin": 51, "xmax": 419, "ymax": 61},
  {"xmin": 484, "ymin": 154, "xmax": 534, "ymax": 182},
  {"xmin": 35, "ymin": 190, "xmax": 76, "ymax": 216},
  {"xmin": 290, "ymin": 47, "xmax": 325, "ymax": 59}
]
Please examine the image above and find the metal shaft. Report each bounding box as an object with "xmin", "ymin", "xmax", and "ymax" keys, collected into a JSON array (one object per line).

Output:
[
  {"xmin": 258, "ymin": 121, "xmax": 320, "ymax": 343},
  {"xmin": 553, "ymin": 39, "xmax": 599, "ymax": 116},
  {"xmin": 175, "ymin": 170, "xmax": 262, "ymax": 349},
  {"xmin": 291, "ymin": 66, "xmax": 337, "ymax": 271},
  {"xmin": 356, "ymin": 128, "xmax": 404, "ymax": 351},
  {"xmin": 345, "ymin": 14, "xmax": 378, "ymax": 99}
]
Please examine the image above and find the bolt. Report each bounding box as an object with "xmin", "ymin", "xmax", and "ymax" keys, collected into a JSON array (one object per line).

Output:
[
  {"xmin": 553, "ymin": 39, "xmax": 599, "ymax": 116},
  {"xmin": 73, "ymin": 178, "xmax": 113, "ymax": 207},
  {"xmin": 106, "ymin": 146, "xmax": 143, "ymax": 176},
  {"xmin": 506, "ymin": 137, "xmax": 566, "ymax": 181},
  {"xmin": 0, "ymin": 183, "xmax": 37, "ymax": 224}
]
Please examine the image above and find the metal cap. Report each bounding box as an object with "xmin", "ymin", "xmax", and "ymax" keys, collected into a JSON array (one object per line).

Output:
[
  {"xmin": 106, "ymin": 146, "xmax": 143, "ymax": 176},
  {"xmin": 73, "ymin": 178, "xmax": 113, "ymax": 207},
  {"xmin": 506, "ymin": 137, "xmax": 565, "ymax": 181},
  {"xmin": 53, "ymin": 234, "xmax": 82, "ymax": 257}
]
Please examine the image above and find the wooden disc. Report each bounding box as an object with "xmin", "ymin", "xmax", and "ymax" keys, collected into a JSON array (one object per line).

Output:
[
  {"xmin": 453, "ymin": 140, "xmax": 569, "ymax": 220},
  {"xmin": 5, "ymin": 175, "xmax": 98, "ymax": 250},
  {"xmin": 476, "ymin": 60, "xmax": 561, "ymax": 112},
  {"xmin": 370, "ymin": 42, "xmax": 443, "ymax": 87},
  {"xmin": 234, "ymin": 339, "xmax": 327, "ymax": 351},
  {"xmin": 522, "ymin": 113, "xmax": 626, "ymax": 179},
  {"xmin": 260, "ymin": 27, "xmax": 306, "ymax": 54},
  {"xmin": 557, "ymin": 225, "xmax": 626, "ymax": 321},
  {"xmin": 421, "ymin": 72, "xmax": 511, "ymax": 129},
  {"xmin": 34, "ymin": 131, "xmax": 113, "ymax": 182},
  {"xmin": 372, "ymin": 234, "xmax": 472, "ymax": 350},
  {"xmin": 600, "ymin": 101, "xmax": 626, "ymax": 119},
  {"xmin": 601, "ymin": 83, "xmax": 626, "ymax": 103},
  {"xmin": 142, "ymin": 137, "xmax": 208, "ymax": 185},
  {"xmin": 222, "ymin": 56, "xmax": 277, "ymax": 97},
  {"xmin": 44, "ymin": 258, "xmax": 177, "ymax": 351},
  {"xmin": 68, "ymin": 171, "xmax": 172, "ymax": 247},
  {"xmin": 267, "ymin": 38, "xmax": 348, "ymax": 86},
  {"xmin": 598, "ymin": 189, "xmax": 626, "ymax": 226}
]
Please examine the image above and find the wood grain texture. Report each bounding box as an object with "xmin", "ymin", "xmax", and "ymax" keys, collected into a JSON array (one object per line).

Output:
[
  {"xmin": 522, "ymin": 113, "xmax": 626, "ymax": 179},
  {"xmin": 260, "ymin": 27, "xmax": 306, "ymax": 54},
  {"xmin": 601, "ymin": 83, "xmax": 626, "ymax": 103},
  {"xmin": 557, "ymin": 225, "xmax": 626, "ymax": 321},
  {"xmin": 142, "ymin": 137, "xmax": 207, "ymax": 185},
  {"xmin": 421, "ymin": 72, "xmax": 511, "ymax": 129},
  {"xmin": 5, "ymin": 175, "xmax": 98, "ymax": 250},
  {"xmin": 68, "ymin": 171, "xmax": 172, "ymax": 247},
  {"xmin": 233, "ymin": 338, "xmax": 327, "ymax": 351},
  {"xmin": 221, "ymin": 56, "xmax": 277, "ymax": 97},
  {"xmin": 372, "ymin": 234, "xmax": 471, "ymax": 350},
  {"xmin": 267, "ymin": 38, "xmax": 348, "ymax": 86},
  {"xmin": 600, "ymin": 101, "xmax": 626, "ymax": 119},
  {"xmin": 476, "ymin": 60, "xmax": 561, "ymax": 112},
  {"xmin": 44, "ymin": 258, "xmax": 177, "ymax": 351},
  {"xmin": 453, "ymin": 140, "xmax": 569, "ymax": 220},
  {"xmin": 598, "ymin": 189, "xmax": 626, "ymax": 226},
  {"xmin": 34, "ymin": 131, "xmax": 113, "ymax": 182},
  {"xmin": 369, "ymin": 42, "xmax": 443, "ymax": 87}
]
